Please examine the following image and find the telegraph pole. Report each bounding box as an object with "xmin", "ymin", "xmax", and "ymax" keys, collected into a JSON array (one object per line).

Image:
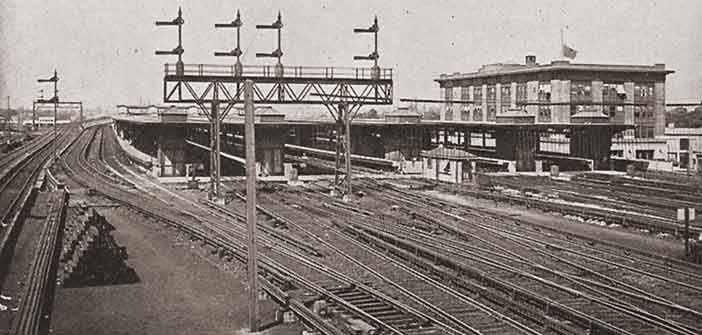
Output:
[
  {"xmin": 244, "ymin": 79, "xmax": 259, "ymax": 333},
  {"xmin": 5, "ymin": 96, "xmax": 10, "ymax": 141},
  {"xmin": 17, "ymin": 99, "xmax": 22, "ymax": 133}
]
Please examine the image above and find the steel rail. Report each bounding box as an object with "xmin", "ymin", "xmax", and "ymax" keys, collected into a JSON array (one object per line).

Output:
[{"xmin": 57, "ymin": 125, "xmax": 397, "ymax": 335}]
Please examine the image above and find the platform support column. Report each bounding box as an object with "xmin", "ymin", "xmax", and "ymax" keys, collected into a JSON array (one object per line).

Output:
[{"xmin": 244, "ymin": 79, "xmax": 259, "ymax": 333}]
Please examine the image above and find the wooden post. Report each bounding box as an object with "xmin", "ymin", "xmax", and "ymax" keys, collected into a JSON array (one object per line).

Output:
[
  {"xmin": 32, "ymin": 102, "xmax": 36, "ymax": 130},
  {"xmin": 5, "ymin": 96, "xmax": 9, "ymax": 140},
  {"xmin": 685, "ymin": 208, "xmax": 690, "ymax": 257},
  {"xmin": 244, "ymin": 79, "xmax": 259, "ymax": 332}
]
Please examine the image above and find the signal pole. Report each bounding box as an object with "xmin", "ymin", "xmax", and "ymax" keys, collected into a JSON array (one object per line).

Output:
[
  {"xmin": 38, "ymin": 70, "xmax": 59, "ymax": 159},
  {"xmin": 255, "ymin": 12, "xmax": 284, "ymax": 80}
]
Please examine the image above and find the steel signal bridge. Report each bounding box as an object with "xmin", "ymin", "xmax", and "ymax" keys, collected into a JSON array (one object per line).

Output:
[{"xmin": 156, "ymin": 8, "xmax": 393, "ymax": 201}]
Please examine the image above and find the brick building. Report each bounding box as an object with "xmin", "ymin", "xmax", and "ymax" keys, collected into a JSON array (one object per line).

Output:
[{"xmin": 436, "ymin": 56, "xmax": 674, "ymax": 160}]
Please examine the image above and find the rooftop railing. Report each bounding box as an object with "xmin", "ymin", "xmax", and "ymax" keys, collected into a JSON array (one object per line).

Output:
[{"xmin": 164, "ymin": 64, "xmax": 393, "ymax": 80}]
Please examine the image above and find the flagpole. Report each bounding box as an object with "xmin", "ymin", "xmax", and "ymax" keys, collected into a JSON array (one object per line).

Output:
[
  {"xmin": 560, "ymin": 26, "xmax": 564, "ymax": 60},
  {"xmin": 561, "ymin": 27, "xmax": 565, "ymax": 49}
]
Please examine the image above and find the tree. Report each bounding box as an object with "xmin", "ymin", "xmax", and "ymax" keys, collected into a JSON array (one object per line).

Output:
[{"xmin": 355, "ymin": 108, "xmax": 381, "ymax": 119}]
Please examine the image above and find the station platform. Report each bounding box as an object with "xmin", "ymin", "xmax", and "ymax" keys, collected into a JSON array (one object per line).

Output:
[{"xmin": 157, "ymin": 173, "xmax": 417, "ymax": 184}]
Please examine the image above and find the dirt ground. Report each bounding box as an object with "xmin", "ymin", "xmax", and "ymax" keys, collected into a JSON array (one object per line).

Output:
[
  {"xmin": 50, "ymin": 206, "xmax": 302, "ymax": 335},
  {"xmin": 425, "ymin": 190, "xmax": 687, "ymax": 258}
]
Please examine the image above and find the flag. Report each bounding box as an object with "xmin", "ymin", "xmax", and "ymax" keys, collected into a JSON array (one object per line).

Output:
[{"xmin": 562, "ymin": 44, "xmax": 577, "ymax": 59}]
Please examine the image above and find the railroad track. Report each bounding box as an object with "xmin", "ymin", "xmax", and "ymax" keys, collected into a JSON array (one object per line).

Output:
[
  {"xmin": 332, "ymin": 178, "xmax": 702, "ymax": 335},
  {"xmin": 58, "ymin": 124, "xmax": 467, "ymax": 334},
  {"xmin": 228, "ymin": 188, "xmax": 532, "ymax": 335},
  {"xmin": 0, "ymin": 131, "xmax": 56, "ymax": 174},
  {"xmin": 444, "ymin": 179, "xmax": 701, "ymax": 237},
  {"xmin": 56, "ymin": 124, "xmax": 702, "ymax": 335},
  {"xmin": 100, "ymin": 126, "xmax": 475, "ymax": 335},
  {"xmin": 0, "ymin": 127, "xmax": 77, "ymax": 282},
  {"xmin": 9, "ymin": 190, "xmax": 68, "ymax": 335}
]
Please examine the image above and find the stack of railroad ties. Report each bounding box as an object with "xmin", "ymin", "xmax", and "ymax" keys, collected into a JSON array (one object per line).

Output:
[{"xmin": 58, "ymin": 207, "xmax": 130, "ymax": 287}]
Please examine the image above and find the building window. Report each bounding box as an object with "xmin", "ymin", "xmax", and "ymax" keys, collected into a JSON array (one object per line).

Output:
[
  {"xmin": 500, "ymin": 85, "xmax": 511, "ymax": 102},
  {"xmin": 443, "ymin": 87, "xmax": 453, "ymax": 105},
  {"xmin": 680, "ymin": 138, "xmax": 690, "ymax": 150},
  {"xmin": 680, "ymin": 153, "xmax": 690, "ymax": 168},
  {"xmin": 634, "ymin": 106, "xmax": 653, "ymax": 123},
  {"xmin": 484, "ymin": 131, "xmax": 496, "ymax": 147},
  {"xmin": 500, "ymin": 105, "xmax": 510, "ymax": 114},
  {"xmin": 473, "ymin": 107, "xmax": 483, "ymax": 121},
  {"xmin": 461, "ymin": 86, "xmax": 470, "ymax": 102},
  {"xmin": 603, "ymin": 83, "xmax": 626, "ymax": 101},
  {"xmin": 570, "ymin": 81, "xmax": 592, "ymax": 101},
  {"xmin": 445, "ymin": 107, "xmax": 454, "ymax": 120},
  {"xmin": 607, "ymin": 105, "xmax": 623, "ymax": 119},
  {"xmin": 516, "ymin": 83, "xmax": 528, "ymax": 103},
  {"xmin": 487, "ymin": 104, "xmax": 496, "ymax": 121},
  {"xmin": 611, "ymin": 150, "xmax": 624, "ymax": 157},
  {"xmin": 613, "ymin": 131, "xmax": 624, "ymax": 139},
  {"xmin": 430, "ymin": 130, "xmax": 439, "ymax": 144},
  {"xmin": 461, "ymin": 107, "xmax": 471, "ymax": 121},
  {"xmin": 538, "ymin": 82, "xmax": 551, "ymax": 101},
  {"xmin": 470, "ymin": 132, "xmax": 483, "ymax": 146},
  {"xmin": 537, "ymin": 82, "xmax": 551, "ymax": 121},
  {"xmin": 457, "ymin": 131, "xmax": 465, "ymax": 146},
  {"xmin": 486, "ymin": 85, "xmax": 496, "ymax": 102},
  {"xmin": 634, "ymin": 83, "xmax": 654, "ymax": 99},
  {"xmin": 427, "ymin": 158, "xmax": 433, "ymax": 169},
  {"xmin": 636, "ymin": 150, "xmax": 654, "ymax": 160},
  {"xmin": 634, "ymin": 105, "xmax": 655, "ymax": 124},
  {"xmin": 634, "ymin": 126, "xmax": 655, "ymax": 139},
  {"xmin": 570, "ymin": 104, "xmax": 586, "ymax": 116},
  {"xmin": 473, "ymin": 86, "xmax": 483, "ymax": 102},
  {"xmin": 538, "ymin": 106, "xmax": 552, "ymax": 122},
  {"xmin": 446, "ymin": 130, "xmax": 460, "ymax": 146}
]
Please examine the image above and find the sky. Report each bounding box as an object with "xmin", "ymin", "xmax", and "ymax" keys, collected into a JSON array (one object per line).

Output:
[{"xmin": 1, "ymin": 0, "xmax": 701, "ymax": 112}]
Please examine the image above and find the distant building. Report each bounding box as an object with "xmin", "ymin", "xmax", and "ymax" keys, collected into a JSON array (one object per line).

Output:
[
  {"xmin": 31, "ymin": 116, "xmax": 71, "ymax": 127},
  {"xmin": 664, "ymin": 126, "xmax": 702, "ymax": 172},
  {"xmin": 435, "ymin": 56, "xmax": 673, "ymax": 161}
]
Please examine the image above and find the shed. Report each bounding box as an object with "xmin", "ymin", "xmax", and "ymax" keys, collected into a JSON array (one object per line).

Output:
[{"xmin": 421, "ymin": 145, "xmax": 477, "ymax": 183}]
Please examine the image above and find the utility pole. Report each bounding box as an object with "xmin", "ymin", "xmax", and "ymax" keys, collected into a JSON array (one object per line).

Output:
[
  {"xmin": 685, "ymin": 209, "xmax": 690, "ymax": 257},
  {"xmin": 244, "ymin": 79, "xmax": 259, "ymax": 333},
  {"xmin": 5, "ymin": 96, "xmax": 10, "ymax": 141},
  {"xmin": 17, "ymin": 99, "xmax": 22, "ymax": 133},
  {"xmin": 678, "ymin": 207, "xmax": 696, "ymax": 258}
]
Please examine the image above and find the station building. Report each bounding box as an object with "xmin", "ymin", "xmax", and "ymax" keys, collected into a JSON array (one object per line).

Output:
[{"xmin": 435, "ymin": 56, "xmax": 673, "ymax": 161}]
